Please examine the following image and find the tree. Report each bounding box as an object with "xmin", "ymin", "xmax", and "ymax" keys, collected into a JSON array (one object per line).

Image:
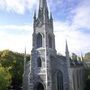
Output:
[
  {"xmin": 0, "ymin": 50, "xmax": 24, "ymax": 89},
  {"xmin": 71, "ymin": 53, "xmax": 78, "ymax": 60},
  {"xmin": 0, "ymin": 50, "xmax": 30, "ymax": 90},
  {"xmin": 0, "ymin": 65, "xmax": 11, "ymax": 90}
]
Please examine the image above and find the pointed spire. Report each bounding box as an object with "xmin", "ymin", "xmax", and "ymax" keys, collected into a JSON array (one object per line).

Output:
[
  {"xmin": 33, "ymin": 10, "xmax": 37, "ymax": 28},
  {"xmin": 34, "ymin": 10, "xmax": 36, "ymax": 19},
  {"xmin": 24, "ymin": 47, "xmax": 26, "ymax": 73},
  {"xmin": 25, "ymin": 47, "xmax": 26, "ymax": 54},
  {"xmin": 39, "ymin": 0, "xmax": 48, "ymax": 9},
  {"xmin": 50, "ymin": 12, "xmax": 53, "ymax": 20},
  {"xmin": 65, "ymin": 40, "xmax": 70, "ymax": 67},
  {"xmin": 66, "ymin": 40, "xmax": 69, "ymax": 54},
  {"xmin": 38, "ymin": 0, "xmax": 49, "ymax": 23},
  {"xmin": 24, "ymin": 47, "xmax": 26, "ymax": 62}
]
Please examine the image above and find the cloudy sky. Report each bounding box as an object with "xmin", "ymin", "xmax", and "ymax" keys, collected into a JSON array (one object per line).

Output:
[{"xmin": 0, "ymin": 0, "xmax": 90, "ymax": 56}]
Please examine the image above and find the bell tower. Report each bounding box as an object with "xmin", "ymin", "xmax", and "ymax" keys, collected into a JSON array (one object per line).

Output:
[
  {"xmin": 29, "ymin": 0, "xmax": 56, "ymax": 90},
  {"xmin": 33, "ymin": 0, "xmax": 56, "ymax": 51}
]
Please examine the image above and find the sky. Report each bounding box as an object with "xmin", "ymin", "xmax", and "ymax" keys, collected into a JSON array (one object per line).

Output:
[{"xmin": 0, "ymin": 0, "xmax": 90, "ymax": 56}]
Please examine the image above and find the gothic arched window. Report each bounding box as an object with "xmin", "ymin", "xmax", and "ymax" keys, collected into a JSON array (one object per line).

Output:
[
  {"xmin": 37, "ymin": 33, "xmax": 42, "ymax": 48},
  {"xmin": 57, "ymin": 71, "xmax": 63, "ymax": 90},
  {"xmin": 48, "ymin": 34, "xmax": 52, "ymax": 48},
  {"xmin": 37, "ymin": 57, "xmax": 42, "ymax": 67}
]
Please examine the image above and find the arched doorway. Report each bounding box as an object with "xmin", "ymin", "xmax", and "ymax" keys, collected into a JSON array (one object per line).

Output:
[
  {"xmin": 57, "ymin": 71, "xmax": 63, "ymax": 90},
  {"xmin": 36, "ymin": 83, "xmax": 44, "ymax": 90}
]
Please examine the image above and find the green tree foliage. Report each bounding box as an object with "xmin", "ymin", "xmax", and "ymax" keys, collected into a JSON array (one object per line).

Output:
[
  {"xmin": 0, "ymin": 65, "xmax": 11, "ymax": 90},
  {"xmin": 0, "ymin": 50, "xmax": 30, "ymax": 90},
  {"xmin": 71, "ymin": 53, "xmax": 78, "ymax": 60},
  {"xmin": 84, "ymin": 52, "xmax": 90, "ymax": 90},
  {"xmin": 71, "ymin": 53, "xmax": 82, "ymax": 61}
]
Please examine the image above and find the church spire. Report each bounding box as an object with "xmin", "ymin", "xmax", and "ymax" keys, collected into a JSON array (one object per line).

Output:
[
  {"xmin": 24, "ymin": 47, "xmax": 26, "ymax": 73},
  {"xmin": 39, "ymin": 0, "xmax": 48, "ymax": 10},
  {"xmin": 66, "ymin": 40, "xmax": 69, "ymax": 54},
  {"xmin": 33, "ymin": 10, "xmax": 36, "ymax": 28},
  {"xmin": 38, "ymin": 0, "xmax": 49, "ymax": 23},
  {"xmin": 50, "ymin": 12, "xmax": 53, "ymax": 20},
  {"xmin": 50, "ymin": 12, "xmax": 53, "ymax": 29},
  {"xmin": 65, "ymin": 40, "xmax": 70, "ymax": 66},
  {"xmin": 33, "ymin": 10, "xmax": 36, "ymax": 20}
]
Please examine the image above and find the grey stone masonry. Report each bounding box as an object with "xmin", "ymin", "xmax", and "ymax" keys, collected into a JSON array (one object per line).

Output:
[{"xmin": 22, "ymin": 0, "xmax": 85, "ymax": 90}]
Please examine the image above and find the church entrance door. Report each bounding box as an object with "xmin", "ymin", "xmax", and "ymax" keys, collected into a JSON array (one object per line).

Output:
[{"xmin": 37, "ymin": 83, "xmax": 44, "ymax": 90}]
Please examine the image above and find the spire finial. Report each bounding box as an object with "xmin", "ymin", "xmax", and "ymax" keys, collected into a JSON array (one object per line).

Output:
[
  {"xmin": 50, "ymin": 12, "xmax": 53, "ymax": 20},
  {"xmin": 65, "ymin": 40, "xmax": 70, "ymax": 67},
  {"xmin": 24, "ymin": 47, "xmax": 26, "ymax": 73},
  {"xmin": 38, "ymin": 0, "xmax": 49, "ymax": 22},
  {"xmin": 39, "ymin": 0, "xmax": 47, "ymax": 9},
  {"xmin": 25, "ymin": 47, "xmax": 26, "ymax": 55},
  {"xmin": 66, "ymin": 40, "xmax": 69, "ymax": 53},
  {"xmin": 65, "ymin": 40, "xmax": 69, "ymax": 58},
  {"xmin": 34, "ymin": 10, "xmax": 36, "ymax": 19}
]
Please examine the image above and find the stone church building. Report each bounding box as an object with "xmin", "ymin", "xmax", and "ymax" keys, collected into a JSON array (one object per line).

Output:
[{"xmin": 23, "ymin": 0, "xmax": 85, "ymax": 90}]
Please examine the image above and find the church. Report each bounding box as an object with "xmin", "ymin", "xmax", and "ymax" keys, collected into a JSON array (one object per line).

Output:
[{"xmin": 23, "ymin": 0, "xmax": 85, "ymax": 90}]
